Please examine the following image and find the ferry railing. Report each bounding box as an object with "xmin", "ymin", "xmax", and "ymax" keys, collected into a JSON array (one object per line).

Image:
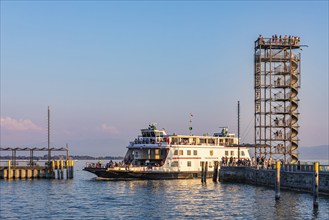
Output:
[{"xmin": 84, "ymin": 162, "xmax": 180, "ymax": 172}]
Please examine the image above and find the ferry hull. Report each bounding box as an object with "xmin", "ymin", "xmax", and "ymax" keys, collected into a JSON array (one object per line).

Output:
[{"xmin": 83, "ymin": 167, "xmax": 213, "ymax": 180}]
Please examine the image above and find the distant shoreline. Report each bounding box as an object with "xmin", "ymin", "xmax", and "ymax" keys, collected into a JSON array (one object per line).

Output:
[{"xmin": 0, "ymin": 156, "xmax": 124, "ymax": 160}]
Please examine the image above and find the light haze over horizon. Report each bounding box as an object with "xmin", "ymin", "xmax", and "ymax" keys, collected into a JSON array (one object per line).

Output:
[{"xmin": 1, "ymin": 1, "xmax": 328, "ymax": 156}]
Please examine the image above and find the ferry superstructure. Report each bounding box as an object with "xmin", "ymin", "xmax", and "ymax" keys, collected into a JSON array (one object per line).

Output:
[{"xmin": 84, "ymin": 124, "xmax": 250, "ymax": 180}]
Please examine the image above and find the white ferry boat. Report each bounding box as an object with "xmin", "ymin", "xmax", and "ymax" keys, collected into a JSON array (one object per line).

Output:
[{"xmin": 84, "ymin": 124, "xmax": 251, "ymax": 180}]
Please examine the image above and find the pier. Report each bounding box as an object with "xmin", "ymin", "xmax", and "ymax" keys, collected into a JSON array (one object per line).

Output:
[
  {"xmin": 0, "ymin": 147, "xmax": 74, "ymax": 180},
  {"xmin": 219, "ymin": 163, "xmax": 329, "ymax": 195}
]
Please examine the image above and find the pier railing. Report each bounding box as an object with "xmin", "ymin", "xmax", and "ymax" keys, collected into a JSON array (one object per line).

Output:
[
  {"xmin": 220, "ymin": 162, "xmax": 329, "ymax": 173},
  {"xmin": 0, "ymin": 160, "xmax": 48, "ymax": 167},
  {"xmin": 276, "ymin": 164, "xmax": 329, "ymax": 172}
]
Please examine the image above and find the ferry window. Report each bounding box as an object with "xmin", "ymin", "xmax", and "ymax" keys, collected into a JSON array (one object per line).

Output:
[
  {"xmin": 187, "ymin": 161, "xmax": 191, "ymax": 167},
  {"xmin": 200, "ymin": 139, "xmax": 206, "ymax": 144},
  {"xmin": 171, "ymin": 161, "xmax": 179, "ymax": 167},
  {"xmin": 241, "ymin": 151, "xmax": 245, "ymax": 156},
  {"xmin": 135, "ymin": 152, "xmax": 138, "ymax": 157},
  {"xmin": 210, "ymin": 150, "xmax": 213, "ymax": 156},
  {"xmin": 187, "ymin": 150, "xmax": 191, "ymax": 155},
  {"xmin": 193, "ymin": 150, "xmax": 197, "ymax": 155},
  {"xmin": 225, "ymin": 151, "xmax": 228, "ymax": 156},
  {"xmin": 179, "ymin": 150, "xmax": 183, "ymax": 155},
  {"xmin": 174, "ymin": 150, "xmax": 178, "ymax": 155},
  {"xmin": 231, "ymin": 151, "xmax": 234, "ymax": 156},
  {"xmin": 182, "ymin": 138, "xmax": 189, "ymax": 144},
  {"xmin": 208, "ymin": 139, "xmax": 215, "ymax": 144}
]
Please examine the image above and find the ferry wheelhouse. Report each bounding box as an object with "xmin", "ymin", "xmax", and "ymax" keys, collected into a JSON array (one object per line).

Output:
[{"xmin": 84, "ymin": 124, "xmax": 250, "ymax": 180}]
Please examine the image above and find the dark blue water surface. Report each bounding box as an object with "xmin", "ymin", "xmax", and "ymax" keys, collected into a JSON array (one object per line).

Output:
[{"xmin": 1, "ymin": 161, "xmax": 329, "ymax": 219}]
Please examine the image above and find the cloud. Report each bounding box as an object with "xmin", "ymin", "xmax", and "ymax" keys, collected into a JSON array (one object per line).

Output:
[
  {"xmin": 0, "ymin": 117, "xmax": 45, "ymax": 132},
  {"xmin": 99, "ymin": 123, "xmax": 119, "ymax": 134}
]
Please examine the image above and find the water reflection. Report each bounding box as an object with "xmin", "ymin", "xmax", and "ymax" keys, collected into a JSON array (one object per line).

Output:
[
  {"xmin": 1, "ymin": 162, "xmax": 329, "ymax": 219},
  {"xmin": 312, "ymin": 207, "xmax": 319, "ymax": 219}
]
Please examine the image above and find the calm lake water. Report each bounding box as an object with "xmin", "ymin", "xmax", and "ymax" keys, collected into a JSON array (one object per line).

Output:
[{"xmin": 1, "ymin": 161, "xmax": 329, "ymax": 219}]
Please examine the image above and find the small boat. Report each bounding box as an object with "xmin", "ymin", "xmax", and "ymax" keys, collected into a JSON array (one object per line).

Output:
[{"xmin": 83, "ymin": 124, "xmax": 251, "ymax": 180}]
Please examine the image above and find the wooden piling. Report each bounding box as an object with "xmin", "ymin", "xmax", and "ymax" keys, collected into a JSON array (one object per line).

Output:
[
  {"xmin": 275, "ymin": 161, "xmax": 280, "ymax": 200},
  {"xmin": 33, "ymin": 169, "xmax": 38, "ymax": 178},
  {"xmin": 39, "ymin": 169, "xmax": 45, "ymax": 178},
  {"xmin": 213, "ymin": 161, "xmax": 219, "ymax": 182},
  {"xmin": 51, "ymin": 160, "xmax": 55, "ymax": 178},
  {"xmin": 56, "ymin": 160, "xmax": 60, "ymax": 179},
  {"xmin": 14, "ymin": 169, "xmax": 20, "ymax": 179},
  {"xmin": 20, "ymin": 169, "xmax": 26, "ymax": 179},
  {"xmin": 27, "ymin": 169, "xmax": 32, "ymax": 179},
  {"xmin": 201, "ymin": 162, "xmax": 205, "ymax": 183},
  {"xmin": 3, "ymin": 169, "xmax": 8, "ymax": 179},
  {"xmin": 60, "ymin": 160, "xmax": 64, "ymax": 179},
  {"xmin": 66, "ymin": 160, "xmax": 69, "ymax": 179},
  {"xmin": 313, "ymin": 162, "xmax": 319, "ymax": 208},
  {"xmin": 71, "ymin": 160, "xmax": 74, "ymax": 178},
  {"xmin": 204, "ymin": 162, "xmax": 208, "ymax": 183},
  {"xmin": 8, "ymin": 160, "xmax": 12, "ymax": 179}
]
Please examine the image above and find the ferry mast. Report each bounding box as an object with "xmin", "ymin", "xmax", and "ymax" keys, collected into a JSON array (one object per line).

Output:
[{"xmin": 254, "ymin": 35, "xmax": 302, "ymax": 163}]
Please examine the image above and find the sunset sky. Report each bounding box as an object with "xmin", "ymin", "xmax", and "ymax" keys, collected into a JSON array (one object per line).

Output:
[{"xmin": 1, "ymin": 1, "xmax": 328, "ymax": 156}]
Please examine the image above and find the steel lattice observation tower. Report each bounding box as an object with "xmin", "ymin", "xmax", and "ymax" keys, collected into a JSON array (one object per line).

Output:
[{"xmin": 254, "ymin": 35, "xmax": 303, "ymax": 163}]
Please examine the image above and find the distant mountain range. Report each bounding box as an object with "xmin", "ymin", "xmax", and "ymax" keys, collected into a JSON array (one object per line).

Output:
[{"xmin": 298, "ymin": 145, "xmax": 329, "ymax": 161}]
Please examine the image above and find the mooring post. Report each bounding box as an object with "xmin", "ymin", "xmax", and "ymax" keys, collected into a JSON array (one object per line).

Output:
[
  {"xmin": 8, "ymin": 160, "xmax": 11, "ymax": 180},
  {"xmin": 313, "ymin": 162, "xmax": 319, "ymax": 208},
  {"xmin": 213, "ymin": 161, "xmax": 218, "ymax": 182},
  {"xmin": 61, "ymin": 162, "xmax": 63, "ymax": 179},
  {"xmin": 201, "ymin": 161, "xmax": 205, "ymax": 183},
  {"xmin": 66, "ymin": 160, "xmax": 69, "ymax": 179},
  {"xmin": 51, "ymin": 160, "xmax": 55, "ymax": 179},
  {"xmin": 204, "ymin": 161, "xmax": 208, "ymax": 183},
  {"xmin": 56, "ymin": 160, "xmax": 60, "ymax": 179},
  {"xmin": 71, "ymin": 160, "xmax": 74, "ymax": 178},
  {"xmin": 68, "ymin": 160, "xmax": 71, "ymax": 179},
  {"xmin": 275, "ymin": 161, "xmax": 280, "ymax": 200}
]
